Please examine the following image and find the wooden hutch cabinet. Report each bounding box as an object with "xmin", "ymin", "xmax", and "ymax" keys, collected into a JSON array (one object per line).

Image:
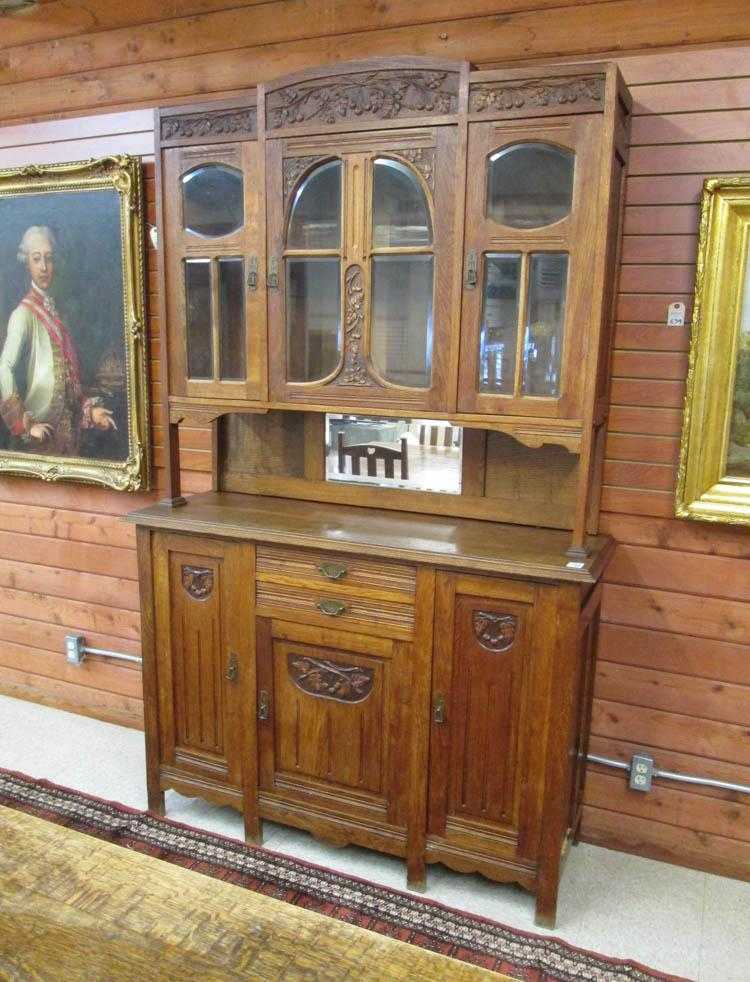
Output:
[{"xmin": 132, "ymin": 57, "xmax": 630, "ymax": 927}]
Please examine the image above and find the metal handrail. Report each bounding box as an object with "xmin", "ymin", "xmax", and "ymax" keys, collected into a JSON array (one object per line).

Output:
[
  {"xmin": 65, "ymin": 634, "xmax": 142, "ymax": 666},
  {"xmin": 588, "ymin": 753, "xmax": 750, "ymax": 796}
]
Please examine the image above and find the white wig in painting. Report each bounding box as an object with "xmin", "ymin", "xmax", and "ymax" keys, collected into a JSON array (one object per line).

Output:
[{"xmin": 17, "ymin": 226, "xmax": 57, "ymax": 265}]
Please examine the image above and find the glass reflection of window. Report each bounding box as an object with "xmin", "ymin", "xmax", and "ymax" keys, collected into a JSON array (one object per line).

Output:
[
  {"xmin": 182, "ymin": 164, "xmax": 244, "ymax": 238},
  {"xmin": 285, "ymin": 160, "xmax": 343, "ymax": 382},
  {"xmin": 487, "ymin": 143, "xmax": 574, "ymax": 229},
  {"xmin": 522, "ymin": 253, "xmax": 568, "ymax": 397},
  {"xmin": 370, "ymin": 158, "xmax": 434, "ymax": 389}
]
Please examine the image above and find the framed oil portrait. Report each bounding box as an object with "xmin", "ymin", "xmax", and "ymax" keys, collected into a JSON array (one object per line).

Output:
[
  {"xmin": 0, "ymin": 156, "xmax": 149, "ymax": 491},
  {"xmin": 677, "ymin": 176, "xmax": 750, "ymax": 524}
]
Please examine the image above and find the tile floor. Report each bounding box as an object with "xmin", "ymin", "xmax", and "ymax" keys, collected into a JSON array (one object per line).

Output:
[{"xmin": 1, "ymin": 693, "xmax": 747, "ymax": 981}]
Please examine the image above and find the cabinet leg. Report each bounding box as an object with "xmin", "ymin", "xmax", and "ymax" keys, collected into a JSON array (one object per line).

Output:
[
  {"xmin": 244, "ymin": 811, "xmax": 263, "ymax": 847},
  {"xmin": 148, "ymin": 787, "xmax": 165, "ymax": 817},
  {"xmin": 406, "ymin": 856, "xmax": 427, "ymax": 892},
  {"xmin": 534, "ymin": 876, "xmax": 560, "ymax": 929}
]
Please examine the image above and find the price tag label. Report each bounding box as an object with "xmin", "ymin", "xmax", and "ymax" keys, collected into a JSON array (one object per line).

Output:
[{"xmin": 667, "ymin": 301, "xmax": 685, "ymax": 327}]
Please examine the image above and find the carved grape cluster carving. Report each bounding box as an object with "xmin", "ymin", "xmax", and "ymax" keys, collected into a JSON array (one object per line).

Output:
[
  {"xmin": 473, "ymin": 611, "xmax": 518, "ymax": 652},
  {"xmin": 334, "ymin": 265, "xmax": 379, "ymax": 387},
  {"xmin": 470, "ymin": 77, "xmax": 603, "ymax": 114},
  {"xmin": 288, "ymin": 653, "xmax": 374, "ymax": 703},
  {"xmin": 182, "ymin": 565, "xmax": 214, "ymax": 600},
  {"xmin": 267, "ymin": 71, "xmax": 459, "ymax": 129}
]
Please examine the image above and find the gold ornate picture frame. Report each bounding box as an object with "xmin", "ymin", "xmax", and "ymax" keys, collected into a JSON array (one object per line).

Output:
[
  {"xmin": 0, "ymin": 156, "xmax": 149, "ymax": 491},
  {"xmin": 677, "ymin": 176, "xmax": 750, "ymax": 524}
]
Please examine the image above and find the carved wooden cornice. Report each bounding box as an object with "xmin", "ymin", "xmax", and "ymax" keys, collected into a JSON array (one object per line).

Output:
[
  {"xmin": 267, "ymin": 70, "xmax": 459, "ymax": 130},
  {"xmin": 469, "ymin": 76, "xmax": 604, "ymax": 115},
  {"xmin": 161, "ymin": 107, "xmax": 257, "ymax": 143}
]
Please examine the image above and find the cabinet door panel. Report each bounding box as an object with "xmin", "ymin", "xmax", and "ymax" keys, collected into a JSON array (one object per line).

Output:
[
  {"xmin": 153, "ymin": 533, "xmax": 253, "ymax": 789},
  {"xmin": 429, "ymin": 573, "xmax": 537, "ymax": 857},
  {"xmin": 163, "ymin": 141, "xmax": 267, "ymax": 402},
  {"xmin": 458, "ymin": 116, "xmax": 602, "ymax": 420},
  {"xmin": 267, "ymin": 128, "xmax": 459, "ymax": 412}
]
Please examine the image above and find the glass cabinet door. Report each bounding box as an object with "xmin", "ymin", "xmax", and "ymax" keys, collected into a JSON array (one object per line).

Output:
[
  {"xmin": 266, "ymin": 128, "xmax": 458, "ymax": 412},
  {"xmin": 163, "ymin": 142, "xmax": 266, "ymax": 402},
  {"xmin": 458, "ymin": 117, "xmax": 599, "ymax": 419}
]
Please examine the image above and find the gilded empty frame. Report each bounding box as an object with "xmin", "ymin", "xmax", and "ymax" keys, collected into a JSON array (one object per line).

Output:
[{"xmin": 677, "ymin": 176, "xmax": 750, "ymax": 523}]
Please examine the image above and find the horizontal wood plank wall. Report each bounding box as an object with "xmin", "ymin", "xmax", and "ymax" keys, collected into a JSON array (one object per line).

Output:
[{"xmin": 0, "ymin": 1, "xmax": 748, "ymax": 880}]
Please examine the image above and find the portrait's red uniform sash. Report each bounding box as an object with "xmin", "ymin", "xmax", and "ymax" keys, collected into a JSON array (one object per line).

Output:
[{"xmin": 20, "ymin": 291, "xmax": 82, "ymax": 392}]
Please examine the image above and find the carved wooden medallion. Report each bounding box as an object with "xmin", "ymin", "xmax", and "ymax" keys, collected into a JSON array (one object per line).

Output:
[
  {"xmin": 473, "ymin": 611, "xmax": 518, "ymax": 652},
  {"xmin": 267, "ymin": 70, "xmax": 459, "ymax": 129},
  {"xmin": 469, "ymin": 76, "xmax": 604, "ymax": 115},
  {"xmin": 288, "ymin": 653, "xmax": 374, "ymax": 703},
  {"xmin": 181, "ymin": 564, "xmax": 214, "ymax": 600},
  {"xmin": 161, "ymin": 107, "xmax": 257, "ymax": 142},
  {"xmin": 282, "ymin": 155, "xmax": 327, "ymax": 204},
  {"xmin": 333, "ymin": 264, "xmax": 379, "ymax": 387}
]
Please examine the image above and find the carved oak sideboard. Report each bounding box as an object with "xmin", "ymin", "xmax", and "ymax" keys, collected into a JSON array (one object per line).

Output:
[{"xmin": 130, "ymin": 56, "xmax": 630, "ymax": 927}]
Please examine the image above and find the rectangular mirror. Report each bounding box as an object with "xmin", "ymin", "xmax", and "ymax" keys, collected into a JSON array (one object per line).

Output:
[{"xmin": 325, "ymin": 414, "xmax": 462, "ymax": 494}]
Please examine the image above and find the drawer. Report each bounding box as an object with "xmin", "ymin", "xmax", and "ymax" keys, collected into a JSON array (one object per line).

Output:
[
  {"xmin": 256, "ymin": 581, "xmax": 414, "ymax": 639},
  {"xmin": 256, "ymin": 545, "xmax": 417, "ymax": 603}
]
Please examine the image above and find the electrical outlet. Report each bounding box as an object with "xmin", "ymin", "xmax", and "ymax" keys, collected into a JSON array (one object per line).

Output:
[{"xmin": 629, "ymin": 753, "xmax": 654, "ymax": 792}]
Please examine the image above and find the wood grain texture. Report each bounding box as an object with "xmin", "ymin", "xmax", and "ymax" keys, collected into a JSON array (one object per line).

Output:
[{"xmin": 0, "ymin": 806, "xmax": 494, "ymax": 981}]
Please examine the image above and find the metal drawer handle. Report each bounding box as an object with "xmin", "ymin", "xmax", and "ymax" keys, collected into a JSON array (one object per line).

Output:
[
  {"xmin": 317, "ymin": 562, "xmax": 348, "ymax": 581},
  {"xmin": 316, "ymin": 598, "xmax": 347, "ymax": 617}
]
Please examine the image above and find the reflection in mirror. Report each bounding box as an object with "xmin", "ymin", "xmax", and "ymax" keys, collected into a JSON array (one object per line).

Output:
[
  {"xmin": 371, "ymin": 255, "xmax": 433, "ymax": 388},
  {"xmin": 286, "ymin": 258, "xmax": 341, "ymax": 382},
  {"xmin": 182, "ymin": 164, "xmax": 244, "ymax": 238},
  {"xmin": 522, "ymin": 253, "xmax": 568, "ymax": 397},
  {"xmin": 325, "ymin": 415, "xmax": 462, "ymax": 494},
  {"xmin": 372, "ymin": 158, "xmax": 432, "ymax": 247},
  {"xmin": 218, "ymin": 257, "xmax": 246, "ymax": 380},
  {"xmin": 487, "ymin": 143, "xmax": 574, "ymax": 229},
  {"xmin": 184, "ymin": 258, "xmax": 212, "ymax": 379},
  {"xmin": 479, "ymin": 253, "xmax": 521, "ymax": 394},
  {"xmin": 287, "ymin": 160, "xmax": 342, "ymax": 250},
  {"xmin": 728, "ymin": 258, "xmax": 750, "ymax": 476}
]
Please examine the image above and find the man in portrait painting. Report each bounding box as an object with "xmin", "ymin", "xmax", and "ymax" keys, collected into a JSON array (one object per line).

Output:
[{"xmin": 0, "ymin": 226, "xmax": 116, "ymax": 456}]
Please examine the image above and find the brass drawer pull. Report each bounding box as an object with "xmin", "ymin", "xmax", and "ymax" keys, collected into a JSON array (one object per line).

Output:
[
  {"xmin": 317, "ymin": 561, "xmax": 348, "ymax": 581},
  {"xmin": 316, "ymin": 598, "xmax": 347, "ymax": 617}
]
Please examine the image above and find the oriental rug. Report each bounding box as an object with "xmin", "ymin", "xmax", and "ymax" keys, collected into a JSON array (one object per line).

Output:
[{"xmin": 0, "ymin": 767, "xmax": 688, "ymax": 982}]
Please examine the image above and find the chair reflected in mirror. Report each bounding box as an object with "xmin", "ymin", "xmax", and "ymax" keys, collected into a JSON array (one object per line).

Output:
[{"xmin": 337, "ymin": 431, "xmax": 409, "ymax": 481}]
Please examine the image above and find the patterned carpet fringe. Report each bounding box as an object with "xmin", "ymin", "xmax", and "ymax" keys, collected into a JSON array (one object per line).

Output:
[{"xmin": 0, "ymin": 768, "xmax": 688, "ymax": 982}]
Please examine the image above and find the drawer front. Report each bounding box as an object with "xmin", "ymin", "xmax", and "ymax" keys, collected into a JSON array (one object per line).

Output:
[
  {"xmin": 256, "ymin": 546, "xmax": 416, "ymax": 602},
  {"xmin": 256, "ymin": 581, "xmax": 414, "ymax": 639}
]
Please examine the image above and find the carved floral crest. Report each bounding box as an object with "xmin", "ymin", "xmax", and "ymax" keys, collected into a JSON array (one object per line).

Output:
[
  {"xmin": 161, "ymin": 107, "xmax": 257, "ymax": 142},
  {"xmin": 288, "ymin": 653, "xmax": 374, "ymax": 703},
  {"xmin": 267, "ymin": 70, "xmax": 459, "ymax": 129},
  {"xmin": 333, "ymin": 264, "xmax": 379, "ymax": 387},
  {"xmin": 473, "ymin": 611, "xmax": 518, "ymax": 652},
  {"xmin": 182, "ymin": 565, "xmax": 214, "ymax": 600}
]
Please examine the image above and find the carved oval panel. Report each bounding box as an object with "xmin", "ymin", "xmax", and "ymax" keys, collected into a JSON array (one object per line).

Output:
[
  {"xmin": 473, "ymin": 611, "xmax": 518, "ymax": 652},
  {"xmin": 181, "ymin": 564, "xmax": 214, "ymax": 601},
  {"xmin": 288, "ymin": 653, "xmax": 374, "ymax": 703}
]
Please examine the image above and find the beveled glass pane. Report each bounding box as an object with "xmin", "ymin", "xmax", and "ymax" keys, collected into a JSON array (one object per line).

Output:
[
  {"xmin": 287, "ymin": 160, "xmax": 341, "ymax": 250},
  {"xmin": 184, "ymin": 259, "xmax": 212, "ymax": 379},
  {"xmin": 728, "ymin": 258, "xmax": 750, "ymax": 476},
  {"xmin": 182, "ymin": 164, "xmax": 243, "ymax": 238},
  {"xmin": 286, "ymin": 258, "xmax": 341, "ymax": 382},
  {"xmin": 487, "ymin": 144, "xmax": 574, "ymax": 229},
  {"xmin": 372, "ymin": 158, "xmax": 432, "ymax": 247},
  {"xmin": 479, "ymin": 253, "xmax": 521, "ymax": 395},
  {"xmin": 522, "ymin": 253, "xmax": 569, "ymax": 397},
  {"xmin": 371, "ymin": 255, "xmax": 433, "ymax": 388},
  {"xmin": 218, "ymin": 257, "xmax": 246, "ymax": 381}
]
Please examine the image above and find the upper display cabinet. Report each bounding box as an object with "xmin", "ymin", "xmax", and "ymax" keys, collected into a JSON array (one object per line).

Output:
[{"xmin": 154, "ymin": 59, "xmax": 630, "ymax": 436}]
